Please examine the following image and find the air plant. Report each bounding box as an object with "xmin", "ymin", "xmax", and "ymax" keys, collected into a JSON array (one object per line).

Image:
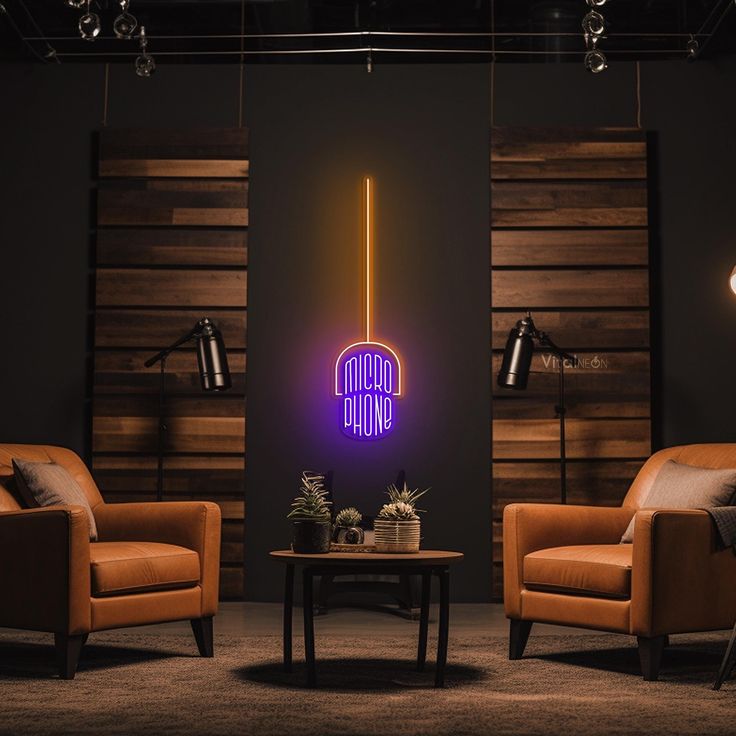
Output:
[
  {"xmin": 386, "ymin": 482, "xmax": 429, "ymax": 512},
  {"xmin": 377, "ymin": 501, "xmax": 419, "ymax": 521},
  {"xmin": 287, "ymin": 472, "xmax": 331, "ymax": 522}
]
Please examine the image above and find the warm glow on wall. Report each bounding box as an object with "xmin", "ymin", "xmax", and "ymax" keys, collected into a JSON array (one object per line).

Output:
[{"xmin": 334, "ymin": 177, "xmax": 402, "ymax": 440}]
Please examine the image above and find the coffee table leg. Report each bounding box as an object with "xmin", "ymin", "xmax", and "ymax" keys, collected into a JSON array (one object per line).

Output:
[
  {"xmin": 303, "ymin": 567, "xmax": 317, "ymax": 687},
  {"xmin": 417, "ymin": 570, "xmax": 431, "ymax": 671},
  {"xmin": 283, "ymin": 564, "xmax": 294, "ymax": 672},
  {"xmin": 435, "ymin": 566, "xmax": 450, "ymax": 688},
  {"xmin": 714, "ymin": 622, "xmax": 736, "ymax": 690}
]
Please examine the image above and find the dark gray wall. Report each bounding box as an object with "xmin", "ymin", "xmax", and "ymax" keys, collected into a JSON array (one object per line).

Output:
[{"xmin": 2, "ymin": 59, "xmax": 736, "ymax": 600}]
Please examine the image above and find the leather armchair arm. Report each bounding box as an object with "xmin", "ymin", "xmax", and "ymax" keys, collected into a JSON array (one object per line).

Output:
[
  {"xmin": 0, "ymin": 506, "xmax": 91, "ymax": 635},
  {"xmin": 503, "ymin": 503, "xmax": 633, "ymax": 618},
  {"xmin": 631, "ymin": 509, "xmax": 736, "ymax": 637},
  {"xmin": 94, "ymin": 502, "xmax": 222, "ymax": 616}
]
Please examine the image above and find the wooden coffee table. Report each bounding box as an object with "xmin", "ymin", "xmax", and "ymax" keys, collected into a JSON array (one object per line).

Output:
[{"xmin": 270, "ymin": 549, "xmax": 464, "ymax": 687}]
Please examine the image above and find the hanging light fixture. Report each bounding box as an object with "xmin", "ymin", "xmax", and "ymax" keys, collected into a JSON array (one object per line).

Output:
[
  {"xmin": 135, "ymin": 25, "xmax": 156, "ymax": 77},
  {"xmin": 582, "ymin": 2, "xmax": 608, "ymax": 73},
  {"xmin": 729, "ymin": 266, "xmax": 736, "ymax": 294},
  {"xmin": 113, "ymin": 0, "xmax": 138, "ymax": 40},
  {"xmin": 78, "ymin": 0, "xmax": 101, "ymax": 41}
]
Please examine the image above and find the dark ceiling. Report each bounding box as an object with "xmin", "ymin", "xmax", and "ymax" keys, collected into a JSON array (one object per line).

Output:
[{"xmin": 1, "ymin": 0, "xmax": 735, "ymax": 65}]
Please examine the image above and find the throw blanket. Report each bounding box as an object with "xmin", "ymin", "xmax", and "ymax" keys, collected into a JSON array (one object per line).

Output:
[{"xmin": 706, "ymin": 507, "xmax": 736, "ymax": 552}]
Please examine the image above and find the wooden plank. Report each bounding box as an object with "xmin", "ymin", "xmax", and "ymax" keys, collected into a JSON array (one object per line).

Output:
[
  {"xmin": 492, "ymin": 180, "xmax": 647, "ymax": 211},
  {"xmin": 493, "ymin": 207, "xmax": 647, "ymax": 228},
  {"xmin": 492, "ymin": 418, "xmax": 651, "ymax": 460},
  {"xmin": 92, "ymin": 454, "xmax": 244, "ymax": 495},
  {"xmin": 492, "ymin": 159, "xmax": 646, "ymax": 180},
  {"xmin": 491, "ymin": 230, "xmax": 648, "ymax": 267},
  {"xmin": 96, "ymin": 269, "xmax": 247, "ymax": 308},
  {"xmin": 492, "ymin": 127, "xmax": 647, "ymax": 146},
  {"xmin": 100, "ymin": 159, "xmax": 248, "ymax": 178},
  {"xmin": 220, "ymin": 567, "xmax": 243, "ymax": 600},
  {"xmin": 94, "ymin": 395, "xmax": 245, "ymax": 418},
  {"xmin": 492, "ymin": 351, "xmax": 650, "ymax": 402},
  {"xmin": 94, "ymin": 350, "xmax": 246, "ymax": 394},
  {"xmin": 492, "ymin": 269, "xmax": 649, "ymax": 309},
  {"xmin": 492, "ymin": 310, "xmax": 649, "ymax": 349},
  {"xmin": 97, "ymin": 229, "xmax": 247, "ymax": 268},
  {"xmin": 92, "ymin": 415, "xmax": 245, "ymax": 454},
  {"xmin": 492, "ymin": 460, "xmax": 644, "ymax": 510},
  {"xmin": 98, "ymin": 187, "xmax": 247, "ymax": 227},
  {"xmin": 99, "ymin": 128, "xmax": 248, "ymax": 161},
  {"xmin": 96, "ymin": 310, "xmax": 247, "ymax": 349}
]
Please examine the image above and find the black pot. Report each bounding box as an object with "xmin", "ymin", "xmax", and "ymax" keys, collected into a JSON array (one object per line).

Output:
[{"xmin": 291, "ymin": 521, "xmax": 332, "ymax": 553}]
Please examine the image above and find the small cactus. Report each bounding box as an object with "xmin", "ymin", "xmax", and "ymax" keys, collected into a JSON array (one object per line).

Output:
[
  {"xmin": 287, "ymin": 471, "xmax": 331, "ymax": 521},
  {"xmin": 377, "ymin": 501, "xmax": 419, "ymax": 521},
  {"xmin": 335, "ymin": 507, "xmax": 362, "ymax": 527}
]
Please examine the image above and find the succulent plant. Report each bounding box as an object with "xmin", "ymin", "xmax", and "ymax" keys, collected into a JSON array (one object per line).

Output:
[
  {"xmin": 386, "ymin": 482, "xmax": 428, "ymax": 511},
  {"xmin": 335, "ymin": 507, "xmax": 362, "ymax": 527},
  {"xmin": 377, "ymin": 501, "xmax": 419, "ymax": 521},
  {"xmin": 287, "ymin": 471, "xmax": 332, "ymax": 521}
]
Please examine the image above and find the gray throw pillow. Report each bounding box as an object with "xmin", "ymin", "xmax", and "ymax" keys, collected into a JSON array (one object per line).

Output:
[
  {"xmin": 621, "ymin": 460, "xmax": 736, "ymax": 543},
  {"xmin": 13, "ymin": 459, "xmax": 98, "ymax": 541}
]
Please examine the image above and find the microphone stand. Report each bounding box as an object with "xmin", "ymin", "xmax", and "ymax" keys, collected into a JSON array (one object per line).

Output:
[
  {"xmin": 532, "ymin": 329, "xmax": 578, "ymax": 505},
  {"xmin": 145, "ymin": 322, "xmax": 205, "ymax": 503}
]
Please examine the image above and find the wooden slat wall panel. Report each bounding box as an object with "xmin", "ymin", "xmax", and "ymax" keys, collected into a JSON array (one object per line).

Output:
[
  {"xmin": 93, "ymin": 128, "xmax": 248, "ymax": 600},
  {"xmin": 491, "ymin": 127, "xmax": 651, "ymax": 598}
]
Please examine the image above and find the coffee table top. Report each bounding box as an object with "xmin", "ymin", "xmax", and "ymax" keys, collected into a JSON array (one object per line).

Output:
[{"xmin": 270, "ymin": 549, "xmax": 464, "ymax": 565}]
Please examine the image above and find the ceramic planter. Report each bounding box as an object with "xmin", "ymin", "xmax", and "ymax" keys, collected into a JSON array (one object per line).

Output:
[
  {"xmin": 291, "ymin": 520, "xmax": 331, "ymax": 553},
  {"xmin": 373, "ymin": 519, "xmax": 421, "ymax": 553}
]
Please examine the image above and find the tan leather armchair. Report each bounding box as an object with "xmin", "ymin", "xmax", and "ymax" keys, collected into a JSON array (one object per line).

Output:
[
  {"xmin": 504, "ymin": 444, "xmax": 736, "ymax": 681},
  {"xmin": 0, "ymin": 444, "xmax": 221, "ymax": 679}
]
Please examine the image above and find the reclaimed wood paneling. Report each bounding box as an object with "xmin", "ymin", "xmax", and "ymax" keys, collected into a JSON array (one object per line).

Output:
[
  {"xmin": 491, "ymin": 127, "xmax": 651, "ymax": 598},
  {"xmin": 492, "ymin": 269, "xmax": 649, "ymax": 309},
  {"xmin": 93, "ymin": 128, "xmax": 248, "ymax": 600},
  {"xmin": 96, "ymin": 269, "xmax": 247, "ymax": 308},
  {"xmin": 97, "ymin": 229, "xmax": 247, "ymax": 267}
]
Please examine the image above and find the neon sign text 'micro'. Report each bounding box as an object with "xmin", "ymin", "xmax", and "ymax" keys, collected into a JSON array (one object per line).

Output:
[{"xmin": 334, "ymin": 177, "xmax": 402, "ymax": 440}]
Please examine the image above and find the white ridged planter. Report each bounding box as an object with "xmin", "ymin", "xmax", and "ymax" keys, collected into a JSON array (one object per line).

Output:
[{"xmin": 373, "ymin": 519, "xmax": 421, "ymax": 553}]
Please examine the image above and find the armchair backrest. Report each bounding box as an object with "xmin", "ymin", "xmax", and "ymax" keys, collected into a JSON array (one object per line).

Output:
[
  {"xmin": 623, "ymin": 443, "xmax": 736, "ymax": 508},
  {"xmin": 0, "ymin": 444, "xmax": 104, "ymax": 512}
]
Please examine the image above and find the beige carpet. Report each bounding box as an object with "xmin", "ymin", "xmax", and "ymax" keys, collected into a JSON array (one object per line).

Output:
[{"xmin": 0, "ymin": 630, "xmax": 734, "ymax": 735}]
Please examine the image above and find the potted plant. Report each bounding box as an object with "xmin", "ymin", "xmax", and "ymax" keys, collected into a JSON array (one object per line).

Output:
[
  {"xmin": 373, "ymin": 483, "xmax": 429, "ymax": 553},
  {"xmin": 333, "ymin": 507, "xmax": 365, "ymax": 545},
  {"xmin": 287, "ymin": 471, "xmax": 332, "ymax": 553}
]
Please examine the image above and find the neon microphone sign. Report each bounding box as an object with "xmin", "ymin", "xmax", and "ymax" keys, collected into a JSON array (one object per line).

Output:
[{"xmin": 334, "ymin": 177, "xmax": 402, "ymax": 440}]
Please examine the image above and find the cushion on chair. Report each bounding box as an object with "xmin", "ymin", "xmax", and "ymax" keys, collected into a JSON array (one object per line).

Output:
[
  {"xmin": 90, "ymin": 542, "xmax": 200, "ymax": 597},
  {"xmin": 524, "ymin": 544, "xmax": 633, "ymax": 600},
  {"xmin": 13, "ymin": 458, "xmax": 98, "ymax": 541},
  {"xmin": 621, "ymin": 460, "xmax": 736, "ymax": 543}
]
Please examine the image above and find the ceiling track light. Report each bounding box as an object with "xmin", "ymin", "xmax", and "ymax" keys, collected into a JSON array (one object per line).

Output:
[{"xmin": 135, "ymin": 25, "xmax": 156, "ymax": 77}]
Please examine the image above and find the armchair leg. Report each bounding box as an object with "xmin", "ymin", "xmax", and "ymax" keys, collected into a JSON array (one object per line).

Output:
[
  {"xmin": 509, "ymin": 619, "xmax": 533, "ymax": 660},
  {"xmin": 638, "ymin": 635, "xmax": 666, "ymax": 681},
  {"xmin": 191, "ymin": 617, "xmax": 214, "ymax": 658},
  {"xmin": 54, "ymin": 634, "xmax": 85, "ymax": 680}
]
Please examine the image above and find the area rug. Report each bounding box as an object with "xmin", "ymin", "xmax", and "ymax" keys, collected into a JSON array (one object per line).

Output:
[{"xmin": 1, "ymin": 631, "xmax": 734, "ymax": 736}]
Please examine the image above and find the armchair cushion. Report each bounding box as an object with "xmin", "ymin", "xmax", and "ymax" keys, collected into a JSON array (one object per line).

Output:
[
  {"xmin": 524, "ymin": 544, "xmax": 632, "ymax": 599},
  {"xmin": 621, "ymin": 460, "xmax": 736, "ymax": 542},
  {"xmin": 13, "ymin": 459, "xmax": 98, "ymax": 541},
  {"xmin": 90, "ymin": 542, "xmax": 200, "ymax": 597}
]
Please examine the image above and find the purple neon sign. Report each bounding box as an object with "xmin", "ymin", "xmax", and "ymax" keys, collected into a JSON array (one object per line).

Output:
[
  {"xmin": 335, "ymin": 342, "xmax": 401, "ymax": 440},
  {"xmin": 333, "ymin": 176, "xmax": 404, "ymax": 440}
]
